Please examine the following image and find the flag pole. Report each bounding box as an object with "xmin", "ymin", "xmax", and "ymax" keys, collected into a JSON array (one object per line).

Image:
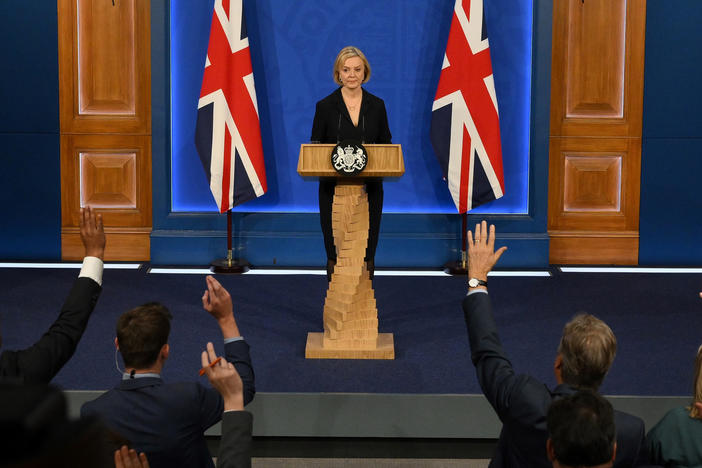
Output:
[
  {"xmin": 212, "ymin": 209, "xmax": 249, "ymax": 274},
  {"xmin": 445, "ymin": 212, "xmax": 469, "ymax": 276}
]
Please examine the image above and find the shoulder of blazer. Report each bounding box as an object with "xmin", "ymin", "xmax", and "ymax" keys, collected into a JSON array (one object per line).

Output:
[
  {"xmin": 316, "ymin": 88, "xmax": 343, "ymax": 108},
  {"xmin": 361, "ymin": 88, "xmax": 385, "ymax": 108}
]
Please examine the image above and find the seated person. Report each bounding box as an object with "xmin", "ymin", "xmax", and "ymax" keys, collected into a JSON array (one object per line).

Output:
[
  {"xmin": 646, "ymin": 344, "xmax": 702, "ymax": 466},
  {"xmin": 462, "ymin": 220, "xmax": 647, "ymax": 467},
  {"xmin": 547, "ymin": 390, "xmax": 616, "ymax": 468},
  {"xmin": 81, "ymin": 276, "xmax": 255, "ymax": 468},
  {"xmin": 0, "ymin": 207, "xmax": 105, "ymax": 383}
]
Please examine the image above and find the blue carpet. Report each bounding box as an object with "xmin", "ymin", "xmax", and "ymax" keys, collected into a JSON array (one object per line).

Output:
[{"xmin": 0, "ymin": 267, "xmax": 699, "ymax": 396}]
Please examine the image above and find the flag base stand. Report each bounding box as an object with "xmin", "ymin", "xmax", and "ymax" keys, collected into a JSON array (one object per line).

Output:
[
  {"xmin": 211, "ymin": 257, "xmax": 249, "ymax": 274},
  {"xmin": 444, "ymin": 260, "xmax": 468, "ymax": 276},
  {"xmin": 445, "ymin": 212, "xmax": 469, "ymax": 276},
  {"xmin": 212, "ymin": 247, "xmax": 249, "ymax": 274}
]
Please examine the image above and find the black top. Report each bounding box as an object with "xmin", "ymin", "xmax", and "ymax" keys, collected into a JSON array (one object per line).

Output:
[{"xmin": 310, "ymin": 87, "xmax": 392, "ymax": 144}]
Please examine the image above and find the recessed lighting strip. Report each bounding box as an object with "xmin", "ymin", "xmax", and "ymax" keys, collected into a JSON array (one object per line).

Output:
[{"xmin": 0, "ymin": 263, "xmax": 141, "ymax": 269}]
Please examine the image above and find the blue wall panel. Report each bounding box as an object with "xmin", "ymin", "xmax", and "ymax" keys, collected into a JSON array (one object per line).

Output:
[
  {"xmin": 153, "ymin": 0, "xmax": 552, "ymax": 267},
  {"xmin": 640, "ymin": 1, "xmax": 702, "ymax": 265},
  {"xmin": 0, "ymin": 2, "xmax": 60, "ymax": 260}
]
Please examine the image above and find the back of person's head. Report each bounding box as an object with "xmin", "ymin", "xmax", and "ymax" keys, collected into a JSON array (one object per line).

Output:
[
  {"xmin": 116, "ymin": 302, "xmax": 172, "ymax": 369},
  {"xmin": 547, "ymin": 390, "xmax": 616, "ymax": 468},
  {"xmin": 689, "ymin": 344, "xmax": 702, "ymax": 418},
  {"xmin": 557, "ymin": 314, "xmax": 617, "ymax": 390},
  {"xmin": 0, "ymin": 382, "xmax": 117, "ymax": 467}
]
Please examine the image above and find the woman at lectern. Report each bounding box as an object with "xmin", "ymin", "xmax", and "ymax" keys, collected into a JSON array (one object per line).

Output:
[{"xmin": 310, "ymin": 46, "xmax": 392, "ymax": 281}]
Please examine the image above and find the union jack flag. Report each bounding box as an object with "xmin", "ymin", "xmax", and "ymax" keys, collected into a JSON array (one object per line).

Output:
[
  {"xmin": 430, "ymin": 0, "xmax": 504, "ymax": 213},
  {"xmin": 195, "ymin": 0, "xmax": 267, "ymax": 213}
]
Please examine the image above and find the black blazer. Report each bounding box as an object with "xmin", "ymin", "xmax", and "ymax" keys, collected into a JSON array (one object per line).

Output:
[
  {"xmin": 217, "ymin": 411, "xmax": 253, "ymax": 468},
  {"xmin": 310, "ymin": 87, "xmax": 391, "ymax": 144},
  {"xmin": 462, "ymin": 292, "xmax": 648, "ymax": 468},
  {"xmin": 0, "ymin": 277, "xmax": 102, "ymax": 384}
]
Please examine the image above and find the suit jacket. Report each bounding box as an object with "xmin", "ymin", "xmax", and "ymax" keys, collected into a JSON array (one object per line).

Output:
[
  {"xmin": 463, "ymin": 292, "xmax": 647, "ymax": 468},
  {"xmin": 310, "ymin": 87, "xmax": 391, "ymax": 144},
  {"xmin": 81, "ymin": 340, "xmax": 255, "ymax": 468},
  {"xmin": 217, "ymin": 410, "xmax": 253, "ymax": 468},
  {"xmin": 0, "ymin": 277, "xmax": 102, "ymax": 384}
]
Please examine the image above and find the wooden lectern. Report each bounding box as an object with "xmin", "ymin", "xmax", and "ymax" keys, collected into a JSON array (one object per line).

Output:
[{"xmin": 298, "ymin": 144, "xmax": 404, "ymax": 359}]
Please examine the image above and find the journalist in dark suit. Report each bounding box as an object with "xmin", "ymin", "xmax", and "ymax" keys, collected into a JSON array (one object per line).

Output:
[
  {"xmin": 0, "ymin": 207, "xmax": 105, "ymax": 384},
  {"xmin": 82, "ymin": 276, "xmax": 255, "ymax": 468},
  {"xmin": 462, "ymin": 221, "xmax": 647, "ymax": 468},
  {"xmin": 310, "ymin": 46, "xmax": 392, "ymax": 280}
]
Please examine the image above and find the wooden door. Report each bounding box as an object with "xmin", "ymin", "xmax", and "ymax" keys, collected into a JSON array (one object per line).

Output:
[
  {"xmin": 548, "ymin": 0, "xmax": 646, "ymax": 264},
  {"xmin": 58, "ymin": 0, "xmax": 151, "ymax": 260}
]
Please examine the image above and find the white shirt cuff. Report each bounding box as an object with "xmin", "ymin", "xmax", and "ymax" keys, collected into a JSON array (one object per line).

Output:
[
  {"xmin": 466, "ymin": 289, "xmax": 488, "ymax": 296},
  {"xmin": 79, "ymin": 256, "xmax": 104, "ymax": 286}
]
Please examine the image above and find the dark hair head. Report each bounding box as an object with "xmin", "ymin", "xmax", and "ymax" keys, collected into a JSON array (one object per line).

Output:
[
  {"xmin": 557, "ymin": 314, "xmax": 617, "ymax": 390},
  {"xmin": 547, "ymin": 390, "xmax": 616, "ymax": 467},
  {"xmin": 116, "ymin": 303, "xmax": 172, "ymax": 369}
]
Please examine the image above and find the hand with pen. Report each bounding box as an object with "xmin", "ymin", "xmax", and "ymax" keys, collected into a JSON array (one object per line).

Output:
[{"xmin": 200, "ymin": 341, "xmax": 244, "ymax": 412}]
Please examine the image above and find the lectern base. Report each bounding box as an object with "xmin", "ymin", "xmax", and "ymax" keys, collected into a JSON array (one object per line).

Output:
[{"xmin": 305, "ymin": 332, "xmax": 395, "ymax": 360}]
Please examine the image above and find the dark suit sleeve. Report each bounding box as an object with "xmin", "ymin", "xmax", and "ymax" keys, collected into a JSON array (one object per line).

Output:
[
  {"xmin": 310, "ymin": 101, "xmax": 326, "ymax": 142},
  {"xmin": 462, "ymin": 292, "xmax": 532, "ymax": 422},
  {"xmin": 0, "ymin": 276, "xmax": 102, "ymax": 384},
  {"xmin": 217, "ymin": 411, "xmax": 253, "ymax": 468},
  {"xmin": 224, "ymin": 340, "xmax": 256, "ymax": 405}
]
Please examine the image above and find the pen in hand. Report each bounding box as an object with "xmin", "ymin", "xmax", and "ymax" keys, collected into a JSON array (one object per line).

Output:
[{"xmin": 199, "ymin": 356, "xmax": 222, "ymax": 376}]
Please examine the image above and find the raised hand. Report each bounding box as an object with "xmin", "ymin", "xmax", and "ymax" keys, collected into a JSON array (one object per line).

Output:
[
  {"xmin": 202, "ymin": 276, "xmax": 240, "ymax": 338},
  {"xmin": 79, "ymin": 206, "xmax": 106, "ymax": 260},
  {"xmin": 467, "ymin": 220, "xmax": 507, "ymax": 282},
  {"xmin": 201, "ymin": 341, "xmax": 244, "ymax": 411},
  {"xmin": 114, "ymin": 446, "xmax": 149, "ymax": 468}
]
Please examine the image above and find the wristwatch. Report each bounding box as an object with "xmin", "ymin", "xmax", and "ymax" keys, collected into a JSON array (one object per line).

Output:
[{"xmin": 468, "ymin": 278, "xmax": 488, "ymax": 288}]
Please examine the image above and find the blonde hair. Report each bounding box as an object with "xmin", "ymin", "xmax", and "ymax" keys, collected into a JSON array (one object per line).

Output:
[
  {"xmin": 557, "ymin": 314, "xmax": 617, "ymax": 391},
  {"xmin": 689, "ymin": 345, "xmax": 702, "ymax": 418},
  {"xmin": 333, "ymin": 46, "xmax": 371, "ymax": 86}
]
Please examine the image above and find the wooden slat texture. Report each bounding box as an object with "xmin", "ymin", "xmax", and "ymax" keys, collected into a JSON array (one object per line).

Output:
[
  {"xmin": 548, "ymin": 0, "xmax": 645, "ymax": 265},
  {"xmin": 298, "ymin": 144, "xmax": 404, "ymax": 177},
  {"xmin": 58, "ymin": 0, "xmax": 150, "ymax": 134},
  {"xmin": 306, "ymin": 183, "xmax": 394, "ymax": 360}
]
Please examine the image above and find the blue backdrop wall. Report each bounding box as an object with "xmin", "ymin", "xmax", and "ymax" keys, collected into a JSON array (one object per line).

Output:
[
  {"xmin": 152, "ymin": 0, "xmax": 552, "ymax": 267},
  {"xmin": 170, "ymin": 0, "xmax": 531, "ymax": 215}
]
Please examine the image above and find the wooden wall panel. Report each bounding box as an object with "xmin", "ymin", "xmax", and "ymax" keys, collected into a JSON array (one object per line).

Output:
[
  {"xmin": 548, "ymin": 0, "xmax": 646, "ymax": 265},
  {"xmin": 549, "ymin": 137, "xmax": 640, "ymax": 232},
  {"xmin": 58, "ymin": 0, "xmax": 150, "ymax": 134},
  {"xmin": 58, "ymin": 0, "xmax": 151, "ymax": 261},
  {"xmin": 550, "ymin": 0, "xmax": 646, "ymax": 137}
]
